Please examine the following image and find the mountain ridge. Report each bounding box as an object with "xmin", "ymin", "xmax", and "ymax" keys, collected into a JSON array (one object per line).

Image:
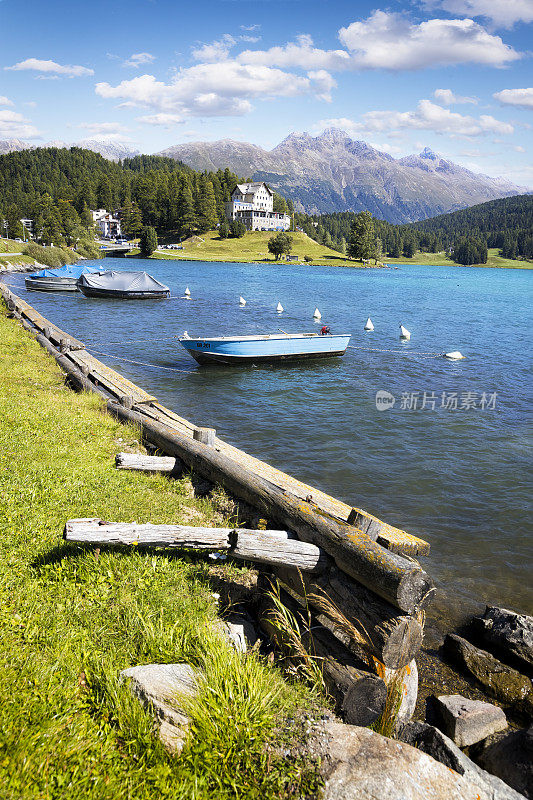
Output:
[{"xmin": 158, "ymin": 129, "xmax": 525, "ymax": 223}]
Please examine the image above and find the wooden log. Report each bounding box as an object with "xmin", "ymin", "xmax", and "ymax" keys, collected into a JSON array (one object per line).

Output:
[
  {"xmin": 231, "ymin": 531, "xmax": 326, "ymax": 572},
  {"xmin": 64, "ymin": 518, "xmax": 232, "ymax": 549},
  {"xmin": 115, "ymin": 452, "xmax": 177, "ymax": 472},
  {"xmin": 43, "ymin": 326, "xmax": 52, "ymax": 340},
  {"xmin": 63, "ymin": 518, "xmax": 324, "ymax": 571},
  {"xmin": 274, "ymin": 564, "xmax": 424, "ymax": 670},
  {"xmin": 193, "ymin": 427, "xmax": 216, "ymax": 447},
  {"xmin": 259, "ymin": 588, "xmax": 387, "ymax": 726},
  {"xmin": 120, "ymin": 395, "xmax": 134, "ymax": 409},
  {"xmin": 59, "ymin": 337, "xmax": 71, "ymax": 354},
  {"xmin": 106, "ymin": 402, "xmax": 434, "ymax": 614}
]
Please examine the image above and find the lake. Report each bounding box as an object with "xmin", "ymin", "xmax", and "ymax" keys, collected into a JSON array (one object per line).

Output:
[{"xmin": 6, "ymin": 257, "xmax": 533, "ymax": 617}]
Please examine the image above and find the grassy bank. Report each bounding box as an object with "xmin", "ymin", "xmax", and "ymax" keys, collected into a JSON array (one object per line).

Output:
[
  {"xmin": 0, "ymin": 238, "xmax": 85, "ymax": 271},
  {"xmin": 0, "ymin": 237, "xmax": 35, "ymax": 269},
  {"xmin": 147, "ymin": 230, "xmax": 361, "ymax": 267},
  {"xmin": 384, "ymin": 248, "xmax": 532, "ymax": 269},
  {"xmin": 0, "ymin": 306, "xmax": 322, "ymax": 799}
]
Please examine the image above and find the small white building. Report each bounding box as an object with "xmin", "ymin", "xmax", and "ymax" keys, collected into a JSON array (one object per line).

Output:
[
  {"xmin": 91, "ymin": 209, "xmax": 121, "ymax": 239},
  {"xmin": 225, "ymin": 182, "xmax": 291, "ymax": 232}
]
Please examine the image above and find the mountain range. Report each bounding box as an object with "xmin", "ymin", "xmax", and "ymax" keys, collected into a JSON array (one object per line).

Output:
[
  {"xmin": 0, "ymin": 129, "xmax": 526, "ymax": 224},
  {"xmin": 0, "ymin": 137, "xmax": 139, "ymax": 162},
  {"xmin": 158, "ymin": 129, "xmax": 525, "ymax": 223}
]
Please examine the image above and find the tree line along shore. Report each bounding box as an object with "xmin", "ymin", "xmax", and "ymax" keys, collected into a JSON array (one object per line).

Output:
[{"xmin": 0, "ymin": 147, "xmax": 531, "ymax": 269}]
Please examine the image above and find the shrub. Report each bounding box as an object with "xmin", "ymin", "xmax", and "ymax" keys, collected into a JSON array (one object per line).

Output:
[
  {"xmin": 139, "ymin": 226, "xmax": 158, "ymax": 257},
  {"xmin": 24, "ymin": 242, "xmax": 79, "ymax": 268},
  {"xmin": 304, "ymin": 255, "xmax": 313, "ymax": 263},
  {"xmin": 229, "ymin": 220, "xmax": 246, "ymax": 239},
  {"xmin": 218, "ymin": 221, "xmax": 230, "ymax": 240}
]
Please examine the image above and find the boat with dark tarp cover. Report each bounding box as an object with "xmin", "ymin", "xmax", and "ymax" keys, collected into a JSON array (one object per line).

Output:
[
  {"xmin": 25, "ymin": 265, "xmax": 100, "ymax": 292},
  {"xmin": 178, "ymin": 331, "xmax": 351, "ymax": 365},
  {"xmin": 77, "ymin": 271, "xmax": 170, "ymax": 299}
]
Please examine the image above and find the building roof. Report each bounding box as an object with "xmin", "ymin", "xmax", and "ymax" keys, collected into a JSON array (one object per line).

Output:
[{"xmin": 233, "ymin": 182, "xmax": 273, "ymax": 197}]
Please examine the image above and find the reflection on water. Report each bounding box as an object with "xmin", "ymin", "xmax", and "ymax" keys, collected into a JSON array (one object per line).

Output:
[{"xmin": 7, "ymin": 258, "xmax": 533, "ymax": 614}]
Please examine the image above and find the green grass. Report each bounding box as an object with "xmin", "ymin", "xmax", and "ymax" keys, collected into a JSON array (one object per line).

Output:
[
  {"xmin": 384, "ymin": 248, "xmax": 532, "ymax": 269},
  {"xmin": 0, "ymin": 237, "xmax": 36, "ymax": 268},
  {"xmin": 0, "ymin": 307, "xmax": 323, "ymax": 800},
  {"xmin": 147, "ymin": 230, "xmax": 361, "ymax": 267}
]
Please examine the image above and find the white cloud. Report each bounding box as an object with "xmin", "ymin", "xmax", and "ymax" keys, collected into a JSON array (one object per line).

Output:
[
  {"xmin": 78, "ymin": 121, "xmax": 130, "ymax": 135},
  {"xmin": 320, "ymin": 99, "xmax": 514, "ymax": 137},
  {"xmin": 434, "ymin": 88, "xmax": 478, "ymax": 105},
  {"xmin": 514, "ymin": 145, "xmax": 526, "ymax": 152},
  {"xmin": 430, "ymin": 0, "xmax": 533, "ymax": 28},
  {"xmin": 493, "ymin": 88, "xmax": 533, "ymax": 108},
  {"xmin": 137, "ymin": 112, "xmax": 185, "ymax": 126},
  {"xmin": 0, "ymin": 96, "xmax": 14, "ymax": 106},
  {"xmin": 0, "ymin": 109, "xmax": 40, "ymax": 139},
  {"xmin": 338, "ymin": 11, "xmax": 520, "ymax": 69},
  {"xmin": 239, "ymin": 12, "xmax": 519, "ymax": 73},
  {"xmin": 239, "ymin": 33, "xmax": 349, "ymax": 70},
  {"xmin": 368, "ymin": 141, "xmax": 405, "ymax": 155},
  {"xmin": 240, "ymin": 24, "xmax": 260, "ymax": 31},
  {"xmin": 240, "ymin": 35, "xmax": 261, "ymax": 43},
  {"xmin": 123, "ymin": 52, "xmax": 155, "ymax": 68},
  {"xmin": 96, "ymin": 62, "xmax": 331, "ymax": 120},
  {"xmin": 5, "ymin": 58, "xmax": 93, "ymax": 77},
  {"xmin": 192, "ymin": 35, "xmax": 236, "ymax": 62}
]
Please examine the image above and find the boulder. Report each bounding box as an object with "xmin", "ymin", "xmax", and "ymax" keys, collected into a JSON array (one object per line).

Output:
[
  {"xmin": 321, "ymin": 721, "xmax": 495, "ymax": 799},
  {"xmin": 444, "ymin": 634, "xmax": 532, "ymax": 705},
  {"xmin": 474, "ymin": 607, "xmax": 533, "ymax": 668},
  {"xmin": 434, "ymin": 694, "xmax": 507, "ymax": 747},
  {"xmin": 401, "ymin": 721, "xmax": 526, "ymax": 800},
  {"xmin": 472, "ymin": 726, "xmax": 533, "ymax": 799},
  {"xmin": 120, "ymin": 663, "xmax": 201, "ymax": 753},
  {"xmin": 219, "ymin": 619, "xmax": 259, "ymax": 653}
]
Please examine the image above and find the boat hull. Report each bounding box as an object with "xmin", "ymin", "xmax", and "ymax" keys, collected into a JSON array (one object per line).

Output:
[
  {"xmin": 77, "ymin": 285, "xmax": 169, "ymax": 299},
  {"xmin": 179, "ymin": 333, "xmax": 351, "ymax": 365},
  {"xmin": 25, "ymin": 277, "xmax": 79, "ymax": 292}
]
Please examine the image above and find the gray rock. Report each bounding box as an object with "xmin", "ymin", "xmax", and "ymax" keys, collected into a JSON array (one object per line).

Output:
[
  {"xmin": 401, "ymin": 721, "xmax": 526, "ymax": 799},
  {"xmin": 473, "ymin": 726, "xmax": 533, "ymax": 799},
  {"xmin": 435, "ymin": 694, "xmax": 508, "ymax": 747},
  {"xmin": 475, "ymin": 607, "xmax": 533, "ymax": 668},
  {"xmin": 120, "ymin": 663, "xmax": 200, "ymax": 753},
  {"xmin": 321, "ymin": 721, "xmax": 495, "ymax": 799},
  {"xmin": 217, "ymin": 618, "xmax": 259, "ymax": 653},
  {"xmin": 445, "ymin": 633, "xmax": 532, "ymax": 705}
]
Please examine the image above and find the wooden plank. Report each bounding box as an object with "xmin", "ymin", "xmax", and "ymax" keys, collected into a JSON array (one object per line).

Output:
[
  {"xmin": 107, "ymin": 403, "xmax": 434, "ymax": 614},
  {"xmin": 67, "ymin": 350, "xmax": 156, "ymax": 404},
  {"xmin": 115, "ymin": 452, "xmax": 177, "ymax": 472},
  {"xmin": 63, "ymin": 518, "xmax": 325, "ymax": 571},
  {"xmin": 15, "ymin": 298, "xmax": 86, "ymax": 350}
]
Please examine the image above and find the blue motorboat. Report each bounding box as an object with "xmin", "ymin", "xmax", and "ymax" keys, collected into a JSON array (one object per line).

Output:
[
  {"xmin": 178, "ymin": 331, "xmax": 351, "ymax": 365},
  {"xmin": 25, "ymin": 264, "xmax": 100, "ymax": 292}
]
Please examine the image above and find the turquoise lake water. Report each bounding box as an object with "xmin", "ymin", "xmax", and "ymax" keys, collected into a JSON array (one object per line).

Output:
[{"xmin": 7, "ymin": 258, "xmax": 532, "ymax": 617}]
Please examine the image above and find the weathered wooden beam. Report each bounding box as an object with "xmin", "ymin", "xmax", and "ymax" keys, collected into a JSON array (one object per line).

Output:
[
  {"xmin": 274, "ymin": 564, "xmax": 424, "ymax": 670},
  {"xmin": 63, "ymin": 518, "xmax": 326, "ymax": 572},
  {"xmin": 115, "ymin": 452, "xmax": 177, "ymax": 472},
  {"xmin": 259, "ymin": 588, "xmax": 387, "ymax": 726},
  {"xmin": 106, "ymin": 402, "xmax": 434, "ymax": 614},
  {"xmin": 193, "ymin": 427, "xmax": 216, "ymax": 447}
]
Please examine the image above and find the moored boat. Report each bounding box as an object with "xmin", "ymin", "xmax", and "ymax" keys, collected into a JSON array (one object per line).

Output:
[
  {"xmin": 25, "ymin": 265, "xmax": 100, "ymax": 292},
  {"xmin": 178, "ymin": 331, "xmax": 351, "ymax": 365},
  {"xmin": 77, "ymin": 271, "xmax": 170, "ymax": 299}
]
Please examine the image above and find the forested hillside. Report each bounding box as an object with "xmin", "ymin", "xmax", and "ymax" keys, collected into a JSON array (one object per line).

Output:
[
  {"xmin": 0, "ymin": 147, "xmax": 244, "ymax": 244},
  {"xmin": 296, "ymin": 194, "xmax": 533, "ymax": 264}
]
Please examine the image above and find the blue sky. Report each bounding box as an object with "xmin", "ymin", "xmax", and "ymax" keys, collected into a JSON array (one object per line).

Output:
[{"xmin": 1, "ymin": 0, "xmax": 532, "ymax": 185}]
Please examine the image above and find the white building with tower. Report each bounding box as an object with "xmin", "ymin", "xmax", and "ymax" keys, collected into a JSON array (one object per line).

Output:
[{"xmin": 225, "ymin": 182, "xmax": 291, "ymax": 231}]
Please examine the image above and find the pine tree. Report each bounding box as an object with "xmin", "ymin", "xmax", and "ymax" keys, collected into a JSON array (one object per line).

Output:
[
  {"xmin": 177, "ymin": 178, "xmax": 196, "ymax": 238},
  {"xmin": 196, "ymin": 176, "xmax": 218, "ymax": 233},
  {"xmin": 347, "ymin": 211, "xmax": 375, "ymax": 260},
  {"xmin": 139, "ymin": 225, "xmax": 158, "ymax": 257}
]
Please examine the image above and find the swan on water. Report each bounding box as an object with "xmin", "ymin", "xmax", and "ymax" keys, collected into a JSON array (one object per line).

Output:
[
  {"xmin": 364, "ymin": 317, "xmax": 374, "ymax": 331},
  {"xmin": 239, "ymin": 296, "xmax": 246, "ymax": 306},
  {"xmin": 313, "ymin": 307, "xmax": 321, "ymax": 320},
  {"xmin": 276, "ymin": 302, "xmax": 284, "ymax": 312},
  {"xmin": 444, "ymin": 351, "xmax": 465, "ymax": 360},
  {"xmin": 399, "ymin": 324, "xmax": 411, "ymax": 340}
]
